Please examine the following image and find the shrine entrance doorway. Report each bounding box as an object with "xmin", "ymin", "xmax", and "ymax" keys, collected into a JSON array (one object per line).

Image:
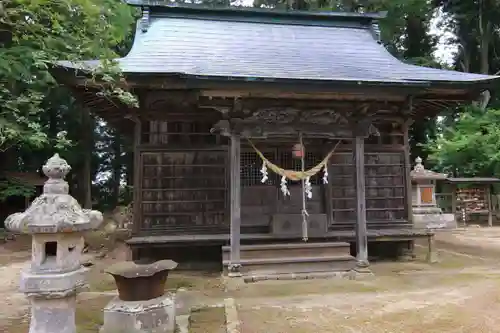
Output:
[{"xmin": 240, "ymin": 140, "xmax": 333, "ymax": 236}]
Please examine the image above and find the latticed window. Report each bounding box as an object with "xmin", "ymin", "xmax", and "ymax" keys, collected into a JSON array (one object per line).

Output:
[
  {"xmin": 240, "ymin": 147, "xmax": 324, "ymax": 186},
  {"xmin": 142, "ymin": 120, "xmax": 227, "ymax": 145}
]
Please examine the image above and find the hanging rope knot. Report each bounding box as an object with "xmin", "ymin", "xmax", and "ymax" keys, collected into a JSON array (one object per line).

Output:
[
  {"xmin": 280, "ymin": 175, "xmax": 290, "ymax": 196},
  {"xmin": 322, "ymin": 165, "xmax": 329, "ymax": 184},
  {"xmin": 260, "ymin": 161, "xmax": 268, "ymax": 183},
  {"xmin": 247, "ymin": 140, "xmax": 339, "ymax": 182},
  {"xmin": 247, "ymin": 136, "xmax": 340, "ymax": 242},
  {"xmin": 304, "ymin": 176, "xmax": 312, "ymax": 199}
]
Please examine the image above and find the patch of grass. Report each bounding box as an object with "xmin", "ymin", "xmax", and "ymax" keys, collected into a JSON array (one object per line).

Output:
[
  {"xmin": 86, "ymin": 267, "xmax": 116, "ymax": 292},
  {"xmin": 165, "ymin": 272, "xmax": 224, "ymax": 297},
  {"xmin": 76, "ymin": 296, "xmax": 112, "ymax": 333},
  {"xmin": 189, "ymin": 307, "xmax": 226, "ymax": 333}
]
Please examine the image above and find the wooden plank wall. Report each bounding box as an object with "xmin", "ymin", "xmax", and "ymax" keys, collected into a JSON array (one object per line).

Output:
[
  {"xmin": 135, "ymin": 117, "xmax": 410, "ymax": 235},
  {"xmin": 329, "ymin": 122, "xmax": 408, "ymax": 230},
  {"xmin": 137, "ymin": 112, "xmax": 229, "ymax": 235}
]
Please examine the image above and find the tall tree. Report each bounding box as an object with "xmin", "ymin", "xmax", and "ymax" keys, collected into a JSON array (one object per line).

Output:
[
  {"xmin": 427, "ymin": 106, "xmax": 500, "ymax": 177},
  {"xmin": 0, "ymin": 0, "xmax": 136, "ymax": 203}
]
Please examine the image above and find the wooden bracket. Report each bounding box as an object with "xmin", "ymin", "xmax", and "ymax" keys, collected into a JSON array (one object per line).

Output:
[{"xmin": 124, "ymin": 113, "xmax": 141, "ymax": 125}]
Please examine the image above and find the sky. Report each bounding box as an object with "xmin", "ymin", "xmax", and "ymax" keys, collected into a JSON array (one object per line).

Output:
[{"xmin": 430, "ymin": 8, "xmax": 456, "ymax": 66}]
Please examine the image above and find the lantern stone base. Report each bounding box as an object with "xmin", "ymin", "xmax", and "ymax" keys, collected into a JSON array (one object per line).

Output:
[
  {"xmin": 100, "ymin": 294, "xmax": 175, "ymax": 333},
  {"xmin": 29, "ymin": 296, "xmax": 77, "ymax": 333},
  {"xmin": 413, "ymin": 212, "xmax": 456, "ymax": 230},
  {"xmin": 20, "ymin": 267, "xmax": 87, "ymax": 297}
]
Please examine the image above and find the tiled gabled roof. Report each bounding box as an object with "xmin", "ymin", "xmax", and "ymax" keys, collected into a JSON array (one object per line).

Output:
[{"xmin": 56, "ymin": 4, "xmax": 498, "ymax": 86}]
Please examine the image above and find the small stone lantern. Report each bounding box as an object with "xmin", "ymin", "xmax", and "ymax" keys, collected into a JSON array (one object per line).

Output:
[
  {"xmin": 410, "ymin": 157, "xmax": 455, "ymax": 229},
  {"xmin": 4, "ymin": 154, "xmax": 103, "ymax": 333},
  {"xmin": 410, "ymin": 157, "xmax": 447, "ymax": 211}
]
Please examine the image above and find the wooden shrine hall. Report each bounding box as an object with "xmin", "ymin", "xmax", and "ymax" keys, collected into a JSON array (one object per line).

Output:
[{"xmin": 50, "ymin": 2, "xmax": 499, "ymax": 279}]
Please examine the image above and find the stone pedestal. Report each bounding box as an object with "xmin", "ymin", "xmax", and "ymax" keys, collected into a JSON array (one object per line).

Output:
[
  {"xmin": 28, "ymin": 297, "xmax": 77, "ymax": 333},
  {"xmin": 3, "ymin": 154, "xmax": 103, "ymax": 333},
  {"xmin": 100, "ymin": 260, "xmax": 178, "ymax": 333},
  {"xmin": 100, "ymin": 295, "xmax": 175, "ymax": 333},
  {"xmin": 413, "ymin": 210, "xmax": 456, "ymax": 230}
]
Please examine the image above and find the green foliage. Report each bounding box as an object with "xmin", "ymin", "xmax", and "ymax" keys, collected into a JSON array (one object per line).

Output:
[
  {"xmin": 0, "ymin": 178, "xmax": 36, "ymax": 201},
  {"xmin": 426, "ymin": 107, "xmax": 500, "ymax": 177},
  {"xmin": 90, "ymin": 60, "xmax": 138, "ymax": 108},
  {"xmin": 0, "ymin": 0, "xmax": 136, "ymax": 153},
  {"xmin": 0, "ymin": 0, "xmax": 135, "ymax": 202}
]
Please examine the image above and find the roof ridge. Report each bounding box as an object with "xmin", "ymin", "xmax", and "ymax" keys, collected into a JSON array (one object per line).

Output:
[{"xmin": 125, "ymin": 1, "xmax": 387, "ymax": 21}]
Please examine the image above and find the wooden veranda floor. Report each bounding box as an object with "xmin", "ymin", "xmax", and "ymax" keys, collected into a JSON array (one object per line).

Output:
[{"xmin": 127, "ymin": 228, "xmax": 433, "ymax": 247}]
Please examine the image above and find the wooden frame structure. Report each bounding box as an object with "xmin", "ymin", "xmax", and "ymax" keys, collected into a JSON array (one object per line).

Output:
[
  {"xmin": 49, "ymin": 3, "xmax": 499, "ymax": 274},
  {"xmin": 439, "ymin": 178, "xmax": 500, "ymax": 227}
]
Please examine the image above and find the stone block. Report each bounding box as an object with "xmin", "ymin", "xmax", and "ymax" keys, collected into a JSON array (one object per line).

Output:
[
  {"xmin": 413, "ymin": 213, "xmax": 457, "ymax": 230},
  {"xmin": 100, "ymin": 294, "xmax": 176, "ymax": 333},
  {"xmin": 29, "ymin": 297, "xmax": 77, "ymax": 333},
  {"xmin": 20, "ymin": 267, "xmax": 87, "ymax": 297}
]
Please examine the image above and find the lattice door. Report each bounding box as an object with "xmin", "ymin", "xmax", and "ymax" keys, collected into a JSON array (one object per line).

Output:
[{"xmin": 140, "ymin": 150, "xmax": 228, "ymax": 234}]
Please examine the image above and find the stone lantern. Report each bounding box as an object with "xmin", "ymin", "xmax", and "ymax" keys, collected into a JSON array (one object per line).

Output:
[
  {"xmin": 4, "ymin": 154, "xmax": 103, "ymax": 333},
  {"xmin": 410, "ymin": 157, "xmax": 455, "ymax": 229}
]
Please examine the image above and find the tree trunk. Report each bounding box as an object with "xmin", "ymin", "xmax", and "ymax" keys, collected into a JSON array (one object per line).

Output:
[
  {"xmin": 81, "ymin": 108, "xmax": 93, "ymax": 209},
  {"xmin": 478, "ymin": 0, "xmax": 491, "ymax": 74},
  {"xmin": 110, "ymin": 132, "xmax": 122, "ymax": 208},
  {"xmin": 479, "ymin": 26, "xmax": 490, "ymax": 74}
]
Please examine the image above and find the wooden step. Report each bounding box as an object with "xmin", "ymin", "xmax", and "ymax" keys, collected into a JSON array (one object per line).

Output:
[
  {"xmin": 223, "ymin": 255, "xmax": 356, "ymax": 276},
  {"xmin": 222, "ymin": 242, "xmax": 351, "ymax": 260}
]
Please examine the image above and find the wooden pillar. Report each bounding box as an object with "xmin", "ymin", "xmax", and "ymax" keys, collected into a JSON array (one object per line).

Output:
[
  {"xmin": 402, "ymin": 120, "xmax": 413, "ymax": 226},
  {"xmin": 325, "ymin": 147, "xmax": 334, "ymax": 226},
  {"xmin": 487, "ymin": 185, "xmax": 493, "ymax": 227},
  {"xmin": 132, "ymin": 116, "xmax": 142, "ymax": 236},
  {"xmin": 450, "ymin": 184, "xmax": 457, "ymax": 216},
  {"xmin": 228, "ymin": 134, "xmax": 242, "ymax": 277},
  {"xmin": 353, "ymin": 136, "xmax": 369, "ymax": 268}
]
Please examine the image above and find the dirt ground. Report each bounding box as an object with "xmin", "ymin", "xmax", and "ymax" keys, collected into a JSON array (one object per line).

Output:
[
  {"xmin": 3, "ymin": 228, "xmax": 500, "ymax": 332},
  {"xmin": 237, "ymin": 229, "xmax": 500, "ymax": 333}
]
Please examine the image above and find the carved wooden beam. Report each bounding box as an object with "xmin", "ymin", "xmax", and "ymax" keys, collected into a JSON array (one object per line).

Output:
[
  {"xmin": 211, "ymin": 118, "xmax": 378, "ymax": 139},
  {"xmin": 143, "ymin": 90, "xmax": 199, "ymax": 111},
  {"xmin": 198, "ymin": 97, "xmax": 404, "ymax": 113}
]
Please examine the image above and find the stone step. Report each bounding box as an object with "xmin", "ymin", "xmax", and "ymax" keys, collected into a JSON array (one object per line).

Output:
[
  {"xmin": 223, "ymin": 255, "xmax": 356, "ymax": 276},
  {"xmin": 222, "ymin": 242, "xmax": 351, "ymax": 261}
]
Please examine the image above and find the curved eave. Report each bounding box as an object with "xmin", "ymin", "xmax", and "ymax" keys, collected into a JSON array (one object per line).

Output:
[
  {"xmin": 49, "ymin": 63, "xmax": 497, "ymax": 120},
  {"xmin": 50, "ymin": 61, "xmax": 500, "ymax": 89}
]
